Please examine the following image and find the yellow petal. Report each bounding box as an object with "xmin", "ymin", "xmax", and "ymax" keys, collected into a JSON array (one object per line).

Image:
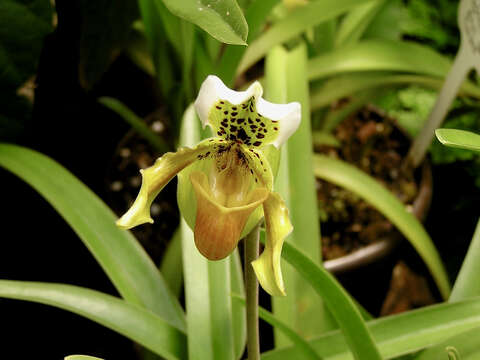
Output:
[
  {"xmin": 116, "ymin": 143, "xmax": 213, "ymax": 229},
  {"xmin": 190, "ymin": 171, "xmax": 269, "ymax": 260},
  {"xmin": 252, "ymin": 192, "xmax": 292, "ymax": 296}
]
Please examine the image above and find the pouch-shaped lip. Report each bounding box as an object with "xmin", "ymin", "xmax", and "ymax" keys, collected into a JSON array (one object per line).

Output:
[{"xmin": 190, "ymin": 171, "xmax": 269, "ymax": 260}]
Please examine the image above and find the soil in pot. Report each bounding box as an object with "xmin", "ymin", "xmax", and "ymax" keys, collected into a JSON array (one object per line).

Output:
[
  {"xmin": 317, "ymin": 106, "xmax": 418, "ymax": 261},
  {"xmin": 316, "ymin": 106, "xmax": 435, "ymax": 314}
]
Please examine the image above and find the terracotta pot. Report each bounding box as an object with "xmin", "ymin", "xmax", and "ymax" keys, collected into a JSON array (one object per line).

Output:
[{"xmin": 323, "ymin": 160, "xmax": 433, "ymax": 274}]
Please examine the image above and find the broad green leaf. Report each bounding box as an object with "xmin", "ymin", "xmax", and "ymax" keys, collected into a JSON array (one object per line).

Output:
[
  {"xmin": 178, "ymin": 105, "xmax": 244, "ymax": 360},
  {"xmin": 237, "ymin": 0, "xmax": 372, "ymax": 75},
  {"xmin": 161, "ymin": 0, "xmax": 248, "ymax": 45},
  {"xmin": 65, "ymin": 356, "xmax": 104, "ymax": 360},
  {"xmin": 414, "ymin": 326, "xmax": 480, "ymax": 360},
  {"xmin": 231, "ymin": 294, "xmax": 321, "ymax": 360},
  {"xmin": 0, "ymin": 144, "xmax": 186, "ymax": 331},
  {"xmin": 265, "ymin": 44, "xmax": 335, "ymax": 346},
  {"xmin": 0, "ymin": 281, "xmax": 186, "ymax": 360},
  {"xmin": 435, "ymin": 129, "xmax": 480, "ymax": 153},
  {"xmin": 335, "ymin": 0, "xmax": 386, "ymax": 47},
  {"xmin": 99, "ymin": 97, "xmax": 170, "ymax": 154},
  {"xmin": 450, "ymin": 218, "xmax": 480, "ymax": 302},
  {"xmin": 313, "ymin": 154, "xmax": 451, "ymax": 299},
  {"xmin": 266, "ymin": 240, "xmax": 382, "ymax": 360},
  {"xmin": 310, "ymin": 72, "xmax": 480, "ymax": 111},
  {"xmin": 308, "ymin": 40, "xmax": 456, "ymax": 81},
  {"xmin": 263, "ymin": 297, "xmax": 480, "ymax": 360}
]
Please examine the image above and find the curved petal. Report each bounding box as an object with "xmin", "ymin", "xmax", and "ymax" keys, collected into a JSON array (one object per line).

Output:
[
  {"xmin": 194, "ymin": 75, "xmax": 263, "ymax": 129},
  {"xmin": 256, "ymin": 98, "xmax": 301, "ymax": 148},
  {"xmin": 194, "ymin": 75, "xmax": 301, "ymax": 148},
  {"xmin": 190, "ymin": 171, "xmax": 269, "ymax": 260},
  {"xmin": 116, "ymin": 142, "xmax": 214, "ymax": 229},
  {"xmin": 252, "ymin": 192, "xmax": 292, "ymax": 296}
]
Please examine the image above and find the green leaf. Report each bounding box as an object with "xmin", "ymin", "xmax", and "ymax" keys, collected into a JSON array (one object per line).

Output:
[
  {"xmin": 178, "ymin": 105, "xmax": 244, "ymax": 360},
  {"xmin": 265, "ymin": 44, "xmax": 335, "ymax": 346},
  {"xmin": 65, "ymin": 356, "xmax": 104, "ymax": 360},
  {"xmin": 99, "ymin": 97, "xmax": 170, "ymax": 154},
  {"xmin": 308, "ymin": 40, "xmax": 458, "ymax": 81},
  {"xmin": 138, "ymin": 0, "xmax": 177, "ymax": 95},
  {"xmin": 230, "ymin": 244, "xmax": 247, "ymax": 359},
  {"xmin": 435, "ymin": 129, "xmax": 480, "ymax": 153},
  {"xmin": 160, "ymin": 228, "xmax": 184, "ymax": 298},
  {"xmin": 450, "ymin": 218, "xmax": 480, "ymax": 302},
  {"xmin": 0, "ymin": 143, "xmax": 186, "ymax": 331},
  {"xmin": 310, "ymin": 72, "xmax": 480, "ymax": 111},
  {"xmin": 0, "ymin": 281, "xmax": 186, "ymax": 360},
  {"xmin": 0, "ymin": 0, "xmax": 52, "ymax": 90},
  {"xmin": 0, "ymin": 0, "xmax": 52, "ymax": 139},
  {"xmin": 334, "ymin": 0, "xmax": 386, "ymax": 47},
  {"xmin": 231, "ymin": 294, "xmax": 321, "ymax": 360},
  {"xmin": 263, "ymin": 297, "xmax": 480, "ymax": 360},
  {"xmin": 267, "ymin": 240, "xmax": 382, "ymax": 360},
  {"xmin": 217, "ymin": 0, "xmax": 279, "ymax": 86},
  {"xmin": 313, "ymin": 154, "xmax": 451, "ymax": 299},
  {"xmin": 237, "ymin": 0, "xmax": 372, "ymax": 75},
  {"xmin": 414, "ymin": 326, "xmax": 480, "ymax": 360},
  {"xmin": 312, "ymin": 131, "xmax": 341, "ymax": 147},
  {"xmin": 78, "ymin": 0, "xmax": 138, "ymax": 89},
  {"xmin": 320, "ymin": 88, "xmax": 378, "ymax": 133},
  {"xmin": 161, "ymin": 0, "xmax": 248, "ymax": 45}
]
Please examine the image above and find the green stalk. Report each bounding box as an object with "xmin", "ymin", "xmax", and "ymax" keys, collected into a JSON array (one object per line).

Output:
[
  {"xmin": 98, "ymin": 97, "xmax": 169, "ymax": 154},
  {"xmin": 245, "ymin": 224, "xmax": 261, "ymax": 360}
]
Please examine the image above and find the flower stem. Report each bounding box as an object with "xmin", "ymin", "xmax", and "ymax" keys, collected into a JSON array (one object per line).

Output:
[{"xmin": 244, "ymin": 224, "xmax": 260, "ymax": 360}]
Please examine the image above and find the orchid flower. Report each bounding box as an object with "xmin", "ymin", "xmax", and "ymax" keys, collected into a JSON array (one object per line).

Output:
[{"xmin": 116, "ymin": 75, "xmax": 300, "ymax": 296}]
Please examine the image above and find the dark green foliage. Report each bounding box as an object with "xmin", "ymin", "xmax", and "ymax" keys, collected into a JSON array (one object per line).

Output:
[
  {"xmin": 401, "ymin": 0, "xmax": 459, "ymax": 52},
  {"xmin": 0, "ymin": 0, "xmax": 53, "ymax": 140},
  {"xmin": 78, "ymin": 0, "xmax": 139, "ymax": 89},
  {"xmin": 376, "ymin": 85, "xmax": 480, "ymax": 188},
  {"xmin": 0, "ymin": 0, "xmax": 52, "ymax": 91}
]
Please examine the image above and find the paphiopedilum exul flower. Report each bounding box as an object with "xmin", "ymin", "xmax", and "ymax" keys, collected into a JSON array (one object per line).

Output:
[{"xmin": 116, "ymin": 75, "xmax": 300, "ymax": 296}]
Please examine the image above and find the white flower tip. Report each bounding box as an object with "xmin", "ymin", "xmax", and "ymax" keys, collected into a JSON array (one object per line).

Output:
[
  {"xmin": 194, "ymin": 75, "xmax": 266, "ymax": 129},
  {"xmin": 194, "ymin": 75, "xmax": 224, "ymax": 129},
  {"xmin": 256, "ymin": 99, "xmax": 301, "ymax": 148}
]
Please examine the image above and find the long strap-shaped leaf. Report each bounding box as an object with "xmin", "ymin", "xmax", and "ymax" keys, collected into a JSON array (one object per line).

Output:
[
  {"xmin": 266, "ymin": 43, "xmax": 335, "ymax": 346},
  {"xmin": 414, "ymin": 326, "xmax": 480, "ymax": 360},
  {"xmin": 308, "ymin": 40, "xmax": 451, "ymax": 80},
  {"xmin": 313, "ymin": 154, "xmax": 450, "ymax": 299},
  {"xmin": 262, "ymin": 296, "xmax": 480, "ymax": 360},
  {"xmin": 310, "ymin": 72, "xmax": 480, "ymax": 111},
  {"xmin": 274, "ymin": 240, "xmax": 382, "ymax": 360},
  {"xmin": 0, "ymin": 143, "xmax": 186, "ymax": 331},
  {"xmin": 237, "ymin": 0, "xmax": 372, "ymax": 75},
  {"xmin": 0, "ymin": 280, "xmax": 186, "ymax": 360},
  {"xmin": 178, "ymin": 105, "xmax": 245, "ymax": 360}
]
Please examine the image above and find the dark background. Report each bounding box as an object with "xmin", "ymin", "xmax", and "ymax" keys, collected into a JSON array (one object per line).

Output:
[{"xmin": 2, "ymin": 0, "xmax": 480, "ymax": 359}]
